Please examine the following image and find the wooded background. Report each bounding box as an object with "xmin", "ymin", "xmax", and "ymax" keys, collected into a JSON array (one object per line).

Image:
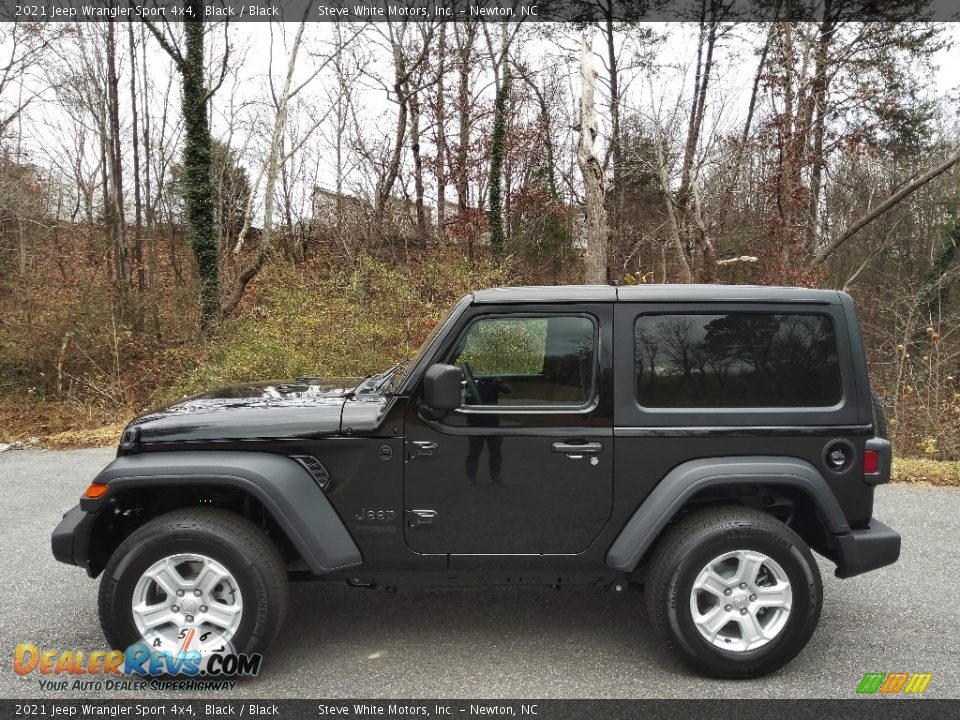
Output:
[{"xmin": 2, "ymin": 7, "xmax": 960, "ymax": 459}]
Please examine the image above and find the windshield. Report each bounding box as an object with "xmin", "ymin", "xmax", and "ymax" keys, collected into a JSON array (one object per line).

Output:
[{"xmin": 384, "ymin": 298, "xmax": 467, "ymax": 394}]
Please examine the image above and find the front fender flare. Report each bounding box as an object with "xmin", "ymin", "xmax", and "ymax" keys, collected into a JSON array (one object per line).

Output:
[
  {"xmin": 82, "ymin": 451, "xmax": 362, "ymax": 575},
  {"xmin": 606, "ymin": 456, "xmax": 849, "ymax": 572}
]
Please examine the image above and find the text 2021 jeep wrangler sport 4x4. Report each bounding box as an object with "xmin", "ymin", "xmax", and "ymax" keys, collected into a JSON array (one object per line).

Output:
[{"xmin": 52, "ymin": 284, "xmax": 899, "ymax": 677}]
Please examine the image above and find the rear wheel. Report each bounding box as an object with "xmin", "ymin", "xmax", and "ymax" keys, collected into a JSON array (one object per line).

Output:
[
  {"xmin": 98, "ymin": 508, "xmax": 288, "ymax": 658},
  {"xmin": 645, "ymin": 507, "xmax": 822, "ymax": 678}
]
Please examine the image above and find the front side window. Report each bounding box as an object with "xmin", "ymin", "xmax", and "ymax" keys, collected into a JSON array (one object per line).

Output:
[
  {"xmin": 634, "ymin": 313, "xmax": 841, "ymax": 408},
  {"xmin": 451, "ymin": 315, "xmax": 596, "ymax": 408}
]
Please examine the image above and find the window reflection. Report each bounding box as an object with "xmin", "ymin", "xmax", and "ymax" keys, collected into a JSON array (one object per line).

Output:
[
  {"xmin": 634, "ymin": 314, "xmax": 841, "ymax": 408},
  {"xmin": 451, "ymin": 316, "xmax": 596, "ymax": 407}
]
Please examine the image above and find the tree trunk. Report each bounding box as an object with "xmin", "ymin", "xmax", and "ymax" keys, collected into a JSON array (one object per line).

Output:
[
  {"xmin": 454, "ymin": 24, "xmax": 476, "ymax": 215},
  {"xmin": 677, "ymin": 5, "xmax": 718, "ymax": 279},
  {"xmin": 603, "ymin": 11, "xmax": 623, "ymax": 244},
  {"xmin": 98, "ymin": 101, "xmax": 112, "ymax": 282},
  {"xmin": 409, "ymin": 85, "xmax": 430, "ymax": 246},
  {"xmin": 180, "ymin": 13, "xmax": 219, "ymax": 327},
  {"xmin": 805, "ymin": 0, "xmax": 834, "ymax": 253},
  {"xmin": 578, "ymin": 34, "xmax": 608, "ymax": 285},
  {"xmin": 488, "ymin": 52, "xmax": 509, "ymax": 259},
  {"xmin": 279, "ymin": 139, "xmax": 298, "ymax": 260},
  {"xmin": 141, "ymin": 23, "xmax": 160, "ymax": 339},
  {"xmin": 145, "ymin": 11, "xmax": 220, "ymax": 326},
  {"xmin": 435, "ymin": 24, "xmax": 448, "ymax": 245},
  {"xmin": 106, "ymin": 21, "xmax": 129, "ymax": 286},
  {"xmin": 376, "ymin": 27, "xmax": 410, "ymax": 232},
  {"xmin": 679, "ymin": 6, "xmax": 715, "ymax": 204},
  {"xmin": 127, "ymin": 19, "xmax": 145, "ymax": 333}
]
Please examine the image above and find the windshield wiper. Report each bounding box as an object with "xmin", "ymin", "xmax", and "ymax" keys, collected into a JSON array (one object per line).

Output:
[
  {"xmin": 355, "ymin": 363, "xmax": 402, "ymax": 394},
  {"xmin": 382, "ymin": 358, "xmax": 413, "ymax": 394}
]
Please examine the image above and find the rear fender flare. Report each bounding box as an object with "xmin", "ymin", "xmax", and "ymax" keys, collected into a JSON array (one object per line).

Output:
[{"xmin": 606, "ymin": 456, "xmax": 848, "ymax": 572}]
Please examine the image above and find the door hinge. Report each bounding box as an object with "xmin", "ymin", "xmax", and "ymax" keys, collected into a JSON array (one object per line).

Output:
[
  {"xmin": 405, "ymin": 509, "xmax": 437, "ymax": 528},
  {"xmin": 408, "ymin": 440, "xmax": 438, "ymax": 459}
]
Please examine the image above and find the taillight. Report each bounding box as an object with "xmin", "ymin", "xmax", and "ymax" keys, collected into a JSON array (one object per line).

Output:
[{"xmin": 863, "ymin": 437, "xmax": 891, "ymax": 485}]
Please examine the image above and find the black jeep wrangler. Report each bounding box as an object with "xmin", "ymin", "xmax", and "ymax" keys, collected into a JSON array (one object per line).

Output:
[{"xmin": 52, "ymin": 285, "xmax": 899, "ymax": 677}]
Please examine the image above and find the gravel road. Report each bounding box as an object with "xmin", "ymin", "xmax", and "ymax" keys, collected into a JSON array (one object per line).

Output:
[{"xmin": 1, "ymin": 447, "xmax": 956, "ymax": 699}]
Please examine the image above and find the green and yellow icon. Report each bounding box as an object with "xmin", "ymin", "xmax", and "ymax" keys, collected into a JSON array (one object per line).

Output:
[{"xmin": 857, "ymin": 672, "xmax": 933, "ymax": 695}]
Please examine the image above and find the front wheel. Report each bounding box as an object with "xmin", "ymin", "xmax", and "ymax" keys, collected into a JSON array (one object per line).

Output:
[
  {"xmin": 98, "ymin": 508, "xmax": 288, "ymax": 659},
  {"xmin": 645, "ymin": 507, "xmax": 822, "ymax": 678}
]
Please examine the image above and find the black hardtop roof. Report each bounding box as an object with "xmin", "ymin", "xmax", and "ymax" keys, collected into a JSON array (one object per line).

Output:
[{"xmin": 470, "ymin": 284, "xmax": 842, "ymax": 305}]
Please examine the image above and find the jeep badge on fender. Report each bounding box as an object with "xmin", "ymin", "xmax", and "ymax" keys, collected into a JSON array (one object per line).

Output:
[{"xmin": 52, "ymin": 285, "xmax": 899, "ymax": 678}]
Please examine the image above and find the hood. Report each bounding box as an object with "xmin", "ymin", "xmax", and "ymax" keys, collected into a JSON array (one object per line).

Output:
[{"xmin": 128, "ymin": 377, "xmax": 365, "ymax": 445}]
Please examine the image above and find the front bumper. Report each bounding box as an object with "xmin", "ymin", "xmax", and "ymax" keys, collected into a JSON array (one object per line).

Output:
[
  {"xmin": 51, "ymin": 504, "xmax": 99, "ymax": 577},
  {"xmin": 833, "ymin": 518, "xmax": 901, "ymax": 578}
]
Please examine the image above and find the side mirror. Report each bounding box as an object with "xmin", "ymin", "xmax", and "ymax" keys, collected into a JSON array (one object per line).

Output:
[{"xmin": 422, "ymin": 363, "xmax": 462, "ymax": 418}]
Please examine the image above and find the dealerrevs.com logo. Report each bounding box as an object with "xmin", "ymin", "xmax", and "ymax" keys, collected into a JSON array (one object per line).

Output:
[
  {"xmin": 13, "ymin": 641, "xmax": 262, "ymax": 691},
  {"xmin": 856, "ymin": 672, "xmax": 933, "ymax": 695}
]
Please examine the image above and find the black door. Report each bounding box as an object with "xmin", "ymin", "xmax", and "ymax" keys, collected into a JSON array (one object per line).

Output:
[{"xmin": 403, "ymin": 305, "xmax": 614, "ymax": 555}]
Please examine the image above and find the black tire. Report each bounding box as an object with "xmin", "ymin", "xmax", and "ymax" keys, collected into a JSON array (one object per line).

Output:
[
  {"xmin": 98, "ymin": 508, "xmax": 288, "ymax": 656},
  {"xmin": 645, "ymin": 506, "xmax": 822, "ymax": 678},
  {"xmin": 871, "ymin": 388, "xmax": 889, "ymax": 439}
]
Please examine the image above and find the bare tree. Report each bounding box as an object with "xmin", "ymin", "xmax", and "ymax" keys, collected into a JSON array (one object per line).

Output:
[
  {"xmin": 451, "ymin": 22, "xmax": 479, "ymax": 216},
  {"xmin": 0, "ymin": 24, "xmax": 62, "ymax": 139},
  {"xmin": 127, "ymin": 20, "xmax": 145, "ymax": 310},
  {"xmin": 432, "ymin": 23, "xmax": 449, "ymax": 245},
  {"xmin": 371, "ymin": 20, "xmax": 436, "ymax": 236},
  {"xmin": 225, "ymin": 15, "xmax": 358, "ymax": 315},
  {"xmin": 138, "ymin": 22, "xmax": 161, "ymax": 339},
  {"xmin": 578, "ymin": 33, "xmax": 608, "ymax": 284},
  {"xmin": 811, "ymin": 147, "xmax": 960, "ymax": 266},
  {"xmin": 484, "ymin": 21, "xmax": 514, "ymax": 259},
  {"xmin": 317, "ymin": 25, "xmax": 368, "ymax": 259},
  {"xmin": 105, "ymin": 21, "xmax": 130, "ymax": 287},
  {"xmin": 142, "ymin": 8, "xmax": 230, "ymax": 328}
]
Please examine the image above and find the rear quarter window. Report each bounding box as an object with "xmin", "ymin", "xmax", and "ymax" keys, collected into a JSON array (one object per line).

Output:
[{"xmin": 634, "ymin": 313, "xmax": 842, "ymax": 408}]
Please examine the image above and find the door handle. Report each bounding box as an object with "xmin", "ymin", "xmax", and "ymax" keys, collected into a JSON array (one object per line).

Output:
[
  {"xmin": 410, "ymin": 440, "xmax": 438, "ymax": 458},
  {"xmin": 551, "ymin": 441, "xmax": 603, "ymax": 458},
  {"xmin": 405, "ymin": 509, "xmax": 437, "ymax": 528}
]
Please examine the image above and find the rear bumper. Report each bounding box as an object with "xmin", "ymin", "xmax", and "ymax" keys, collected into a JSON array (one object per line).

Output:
[
  {"xmin": 51, "ymin": 504, "xmax": 98, "ymax": 577},
  {"xmin": 833, "ymin": 518, "xmax": 901, "ymax": 578}
]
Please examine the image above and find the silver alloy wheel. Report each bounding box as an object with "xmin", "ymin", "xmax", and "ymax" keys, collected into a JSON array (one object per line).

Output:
[
  {"xmin": 689, "ymin": 549, "xmax": 793, "ymax": 652},
  {"xmin": 131, "ymin": 553, "xmax": 243, "ymax": 655}
]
